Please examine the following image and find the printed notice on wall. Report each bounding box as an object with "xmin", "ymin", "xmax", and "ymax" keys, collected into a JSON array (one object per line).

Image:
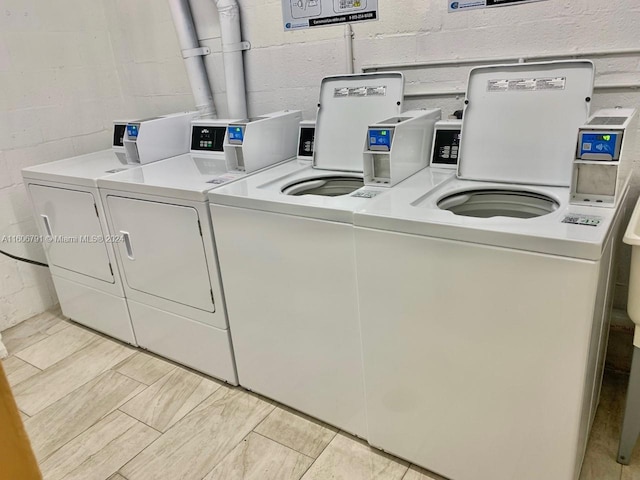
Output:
[
  {"xmin": 282, "ymin": 0, "xmax": 378, "ymax": 31},
  {"xmin": 449, "ymin": 0, "xmax": 547, "ymax": 13}
]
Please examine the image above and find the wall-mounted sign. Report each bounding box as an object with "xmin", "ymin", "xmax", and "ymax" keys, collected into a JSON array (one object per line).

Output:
[
  {"xmin": 282, "ymin": 0, "xmax": 378, "ymax": 31},
  {"xmin": 448, "ymin": 0, "xmax": 547, "ymax": 12}
]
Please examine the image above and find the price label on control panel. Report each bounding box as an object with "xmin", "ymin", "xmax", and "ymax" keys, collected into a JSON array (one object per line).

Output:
[{"xmin": 562, "ymin": 214, "xmax": 603, "ymax": 227}]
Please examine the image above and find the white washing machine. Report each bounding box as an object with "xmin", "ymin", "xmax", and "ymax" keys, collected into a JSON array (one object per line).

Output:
[
  {"xmin": 208, "ymin": 73, "xmax": 451, "ymax": 437},
  {"xmin": 353, "ymin": 61, "xmax": 629, "ymax": 480},
  {"xmin": 97, "ymin": 111, "xmax": 301, "ymax": 383}
]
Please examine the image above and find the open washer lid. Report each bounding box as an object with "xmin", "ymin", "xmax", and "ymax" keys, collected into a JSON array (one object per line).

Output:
[
  {"xmin": 458, "ymin": 60, "xmax": 594, "ymax": 187},
  {"xmin": 313, "ymin": 72, "xmax": 404, "ymax": 172}
]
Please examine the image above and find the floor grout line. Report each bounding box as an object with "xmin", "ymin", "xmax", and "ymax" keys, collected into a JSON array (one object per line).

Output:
[
  {"xmin": 117, "ymin": 408, "xmax": 165, "ymax": 435},
  {"xmin": 115, "ymin": 388, "xmax": 224, "ymax": 477},
  {"xmin": 33, "ymin": 375, "xmax": 149, "ymax": 472},
  {"xmin": 252, "ymin": 430, "xmax": 316, "ymax": 461},
  {"xmin": 197, "ymin": 429, "xmax": 258, "ymax": 480},
  {"xmin": 17, "ymin": 338, "xmax": 121, "ymax": 417},
  {"xmin": 112, "ymin": 363, "xmax": 177, "ymax": 387},
  {"xmin": 23, "ymin": 369, "xmax": 144, "ymax": 465},
  {"xmin": 296, "ymin": 428, "xmax": 340, "ymax": 479},
  {"xmin": 10, "ymin": 355, "xmax": 43, "ymax": 374}
]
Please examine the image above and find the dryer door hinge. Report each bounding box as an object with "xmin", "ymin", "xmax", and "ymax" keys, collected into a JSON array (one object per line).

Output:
[
  {"xmin": 197, "ymin": 219, "xmax": 203, "ymax": 237},
  {"xmin": 94, "ymin": 203, "xmax": 99, "ymax": 217}
]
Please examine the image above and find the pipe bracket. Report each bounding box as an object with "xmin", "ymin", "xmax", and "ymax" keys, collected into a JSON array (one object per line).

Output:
[
  {"xmin": 182, "ymin": 46, "xmax": 211, "ymax": 59},
  {"xmin": 223, "ymin": 41, "xmax": 251, "ymax": 53}
]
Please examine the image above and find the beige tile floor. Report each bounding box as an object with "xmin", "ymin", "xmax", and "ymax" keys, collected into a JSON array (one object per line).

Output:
[{"xmin": 1, "ymin": 306, "xmax": 639, "ymax": 480}]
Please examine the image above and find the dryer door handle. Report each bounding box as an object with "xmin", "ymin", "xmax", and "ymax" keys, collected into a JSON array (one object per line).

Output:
[
  {"xmin": 121, "ymin": 231, "xmax": 135, "ymax": 260},
  {"xmin": 41, "ymin": 214, "xmax": 53, "ymax": 236}
]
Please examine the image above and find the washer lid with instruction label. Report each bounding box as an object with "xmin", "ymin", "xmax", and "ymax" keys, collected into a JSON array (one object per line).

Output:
[
  {"xmin": 314, "ymin": 72, "xmax": 404, "ymax": 172},
  {"xmin": 458, "ymin": 60, "xmax": 594, "ymax": 187}
]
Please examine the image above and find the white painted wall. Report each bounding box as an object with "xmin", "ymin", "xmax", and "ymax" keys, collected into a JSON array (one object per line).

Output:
[{"xmin": 1, "ymin": 0, "xmax": 639, "ymax": 330}]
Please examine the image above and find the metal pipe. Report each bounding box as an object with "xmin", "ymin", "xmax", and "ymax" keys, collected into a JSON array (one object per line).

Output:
[
  {"xmin": 168, "ymin": 0, "xmax": 217, "ymax": 118},
  {"xmin": 213, "ymin": 0, "xmax": 249, "ymax": 119},
  {"xmin": 362, "ymin": 48, "xmax": 640, "ymax": 73},
  {"xmin": 345, "ymin": 24, "xmax": 354, "ymax": 74}
]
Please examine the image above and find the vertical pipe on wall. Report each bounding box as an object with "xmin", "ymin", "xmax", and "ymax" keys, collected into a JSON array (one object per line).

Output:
[
  {"xmin": 213, "ymin": 0, "xmax": 249, "ymax": 119},
  {"xmin": 168, "ymin": 0, "xmax": 218, "ymax": 118},
  {"xmin": 345, "ymin": 24, "xmax": 355, "ymax": 74}
]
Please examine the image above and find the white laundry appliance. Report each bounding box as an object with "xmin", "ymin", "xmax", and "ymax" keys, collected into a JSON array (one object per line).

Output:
[
  {"xmin": 208, "ymin": 72, "xmax": 450, "ymax": 438},
  {"xmin": 97, "ymin": 111, "xmax": 301, "ymax": 382},
  {"xmin": 353, "ymin": 61, "xmax": 629, "ymax": 480},
  {"xmin": 21, "ymin": 112, "xmax": 196, "ymax": 344}
]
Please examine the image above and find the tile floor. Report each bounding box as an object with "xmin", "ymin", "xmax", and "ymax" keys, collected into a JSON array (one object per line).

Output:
[{"xmin": 1, "ymin": 306, "xmax": 639, "ymax": 480}]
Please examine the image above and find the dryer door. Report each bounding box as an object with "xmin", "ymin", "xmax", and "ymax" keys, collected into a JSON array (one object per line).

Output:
[
  {"xmin": 106, "ymin": 196, "xmax": 215, "ymax": 312},
  {"xmin": 29, "ymin": 185, "xmax": 114, "ymax": 283}
]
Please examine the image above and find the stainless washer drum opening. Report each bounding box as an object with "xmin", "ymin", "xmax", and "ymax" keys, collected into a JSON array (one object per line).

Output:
[
  {"xmin": 282, "ymin": 176, "xmax": 364, "ymax": 197},
  {"xmin": 437, "ymin": 189, "xmax": 560, "ymax": 219}
]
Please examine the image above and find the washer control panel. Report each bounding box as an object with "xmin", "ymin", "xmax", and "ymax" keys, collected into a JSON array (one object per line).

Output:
[
  {"xmin": 227, "ymin": 125, "xmax": 246, "ymax": 145},
  {"xmin": 578, "ymin": 131, "xmax": 622, "ymax": 160},
  {"xmin": 191, "ymin": 126, "xmax": 226, "ymax": 152},
  {"xmin": 126, "ymin": 123, "xmax": 140, "ymax": 139},
  {"xmin": 368, "ymin": 128, "xmax": 394, "ymax": 151},
  {"xmin": 430, "ymin": 120, "xmax": 462, "ymax": 168},
  {"xmin": 298, "ymin": 122, "xmax": 316, "ymax": 159}
]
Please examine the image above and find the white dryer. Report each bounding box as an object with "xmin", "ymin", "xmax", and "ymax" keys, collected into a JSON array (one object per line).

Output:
[
  {"xmin": 353, "ymin": 61, "xmax": 629, "ymax": 480},
  {"xmin": 22, "ymin": 114, "xmax": 196, "ymax": 345},
  {"xmin": 208, "ymin": 73, "xmax": 451, "ymax": 438},
  {"xmin": 97, "ymin": 111, "xmax": 301, "ymax": 383},
  {"xmin": 21, "ymin": 122, "xmax": 131, "ymax": 344}
]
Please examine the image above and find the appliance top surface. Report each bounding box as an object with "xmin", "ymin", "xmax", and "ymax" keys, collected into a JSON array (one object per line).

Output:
[
  {"xmin": 97, "ymin": 154, "xmax": 247, "ymax": 201},
  {"xmin": 208, "ymin": 160, "xmax": 454, "ymax": 223},
  {"xmin": 313, "ymin": 72, "xmax": 404, "ymax": 172},
  {"xmin": 458, "ymin": 60, "xmax": 594, "ymax": 187},
  {"xmin": 354, "ymin": 169, "xmax": 622, "ymax": 260},
  {"xmin": 21, "ymin": 149, "xmax": 130, "ymax": 185}
]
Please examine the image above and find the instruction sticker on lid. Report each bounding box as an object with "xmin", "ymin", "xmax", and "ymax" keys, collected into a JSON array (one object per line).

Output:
[
  {"xmin": 334, "ymin": 86, "xmax": 387, "ymax": 98},
  {"xmin": 487, "ymin": 77, "xmax": 566, "ymax": 92}
]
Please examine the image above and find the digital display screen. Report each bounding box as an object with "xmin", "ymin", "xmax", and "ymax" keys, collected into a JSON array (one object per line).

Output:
[
  {"xmin": 368, "ymin": 129, "xmax": 392, "ymax": 150},
  {"xmin": 228, "ymin": 126, "xmax": 244, "ymax": 144},
  {"xmin": 113, "ymin": 124, "xmax": 126, "ymax": 147},
  {"xmin": 191, "ymin": 126, "xmax": 226, "ymax": 152},
  {"xmin": 580, "ymin": 132, "xmax": 619, "ymax": 159},
  {"xmin": 127, "ymin": 124, "xmax": 139, "ymax": 139}
]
